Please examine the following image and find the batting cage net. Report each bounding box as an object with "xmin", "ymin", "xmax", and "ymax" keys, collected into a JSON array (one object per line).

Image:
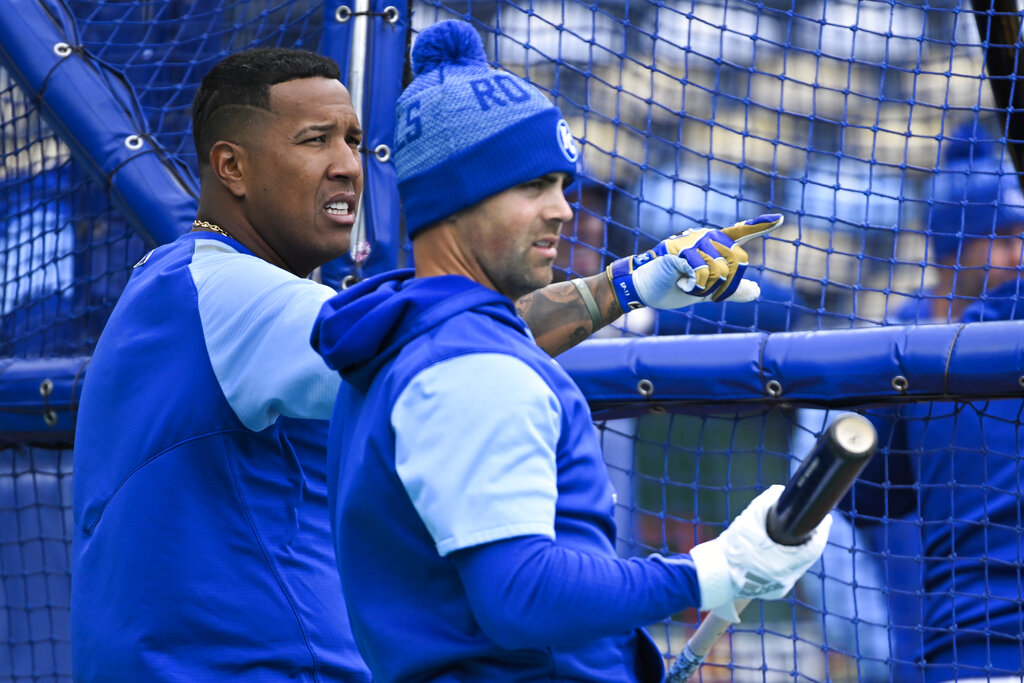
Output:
[{"xmin": 1, "ymin": 1, "xmax": 1022, "ymax": 681}]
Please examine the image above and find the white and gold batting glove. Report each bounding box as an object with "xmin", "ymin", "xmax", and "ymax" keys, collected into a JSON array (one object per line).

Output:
[
  {"xmin": 688, "ymin": 485, "xmax": 831, "ymax": 623},
  {"xmin": 605, "ymin": 213, "xmax": 784, "ymax": 312}
]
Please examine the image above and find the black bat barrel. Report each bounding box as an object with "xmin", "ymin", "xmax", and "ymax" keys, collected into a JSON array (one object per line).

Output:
[{"xmin": 766, "ymin": 413, "xmax": 878, "ymax": 546}]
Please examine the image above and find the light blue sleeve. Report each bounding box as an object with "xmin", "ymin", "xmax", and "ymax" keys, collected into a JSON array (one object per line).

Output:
[
  {"xmin": 391, "ymin": 353, "xmax": 561, "ymax": 556},
  {"xmin": 188, "ymin": 239, "xmax": 341, "ymax": 431}
]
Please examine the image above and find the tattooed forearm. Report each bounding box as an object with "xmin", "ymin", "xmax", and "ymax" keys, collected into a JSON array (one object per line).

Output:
[{"xmin": 518, "ymin": 274, "xmax": 623, "ymax": 356}]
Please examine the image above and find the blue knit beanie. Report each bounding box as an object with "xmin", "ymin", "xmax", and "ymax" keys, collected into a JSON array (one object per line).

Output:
[
  {"xmin": 393, "ymin": 20, "xmax": 580, "ymax": 238},
  {"xmin": 929, "ymin": 124, "xmax": 1024, "ymax": 262}
]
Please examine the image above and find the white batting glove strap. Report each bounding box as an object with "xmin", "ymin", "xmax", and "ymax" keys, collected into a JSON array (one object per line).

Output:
[{"xmin": 689, "ymin": 538, "xmax": 741, "ymax": 622}]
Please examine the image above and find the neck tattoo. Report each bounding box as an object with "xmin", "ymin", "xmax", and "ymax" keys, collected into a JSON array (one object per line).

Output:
[{"xmin": 192, "ymin": 219, "xmax": 233, "ymax": 240}]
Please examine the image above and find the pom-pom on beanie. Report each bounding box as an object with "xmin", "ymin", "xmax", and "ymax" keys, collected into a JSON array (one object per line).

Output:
[
  {"xmin": 393, "ymin": 20, "xmax": 580, "ymax": 238},
  {"xmin": 929, "ymin": 123, "xmax": 1024, "ymax": 263}
]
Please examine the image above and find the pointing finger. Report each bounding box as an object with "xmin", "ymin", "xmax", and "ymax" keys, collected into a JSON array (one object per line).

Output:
[{"xmin": 721, "ymin": 213, "xmax": 784, "ymax": 247}]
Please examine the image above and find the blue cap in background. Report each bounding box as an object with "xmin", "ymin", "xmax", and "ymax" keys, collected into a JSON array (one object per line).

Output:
[{"xmin": 928, "ymin": 123, "xmax": 1024, "ymax": 262}]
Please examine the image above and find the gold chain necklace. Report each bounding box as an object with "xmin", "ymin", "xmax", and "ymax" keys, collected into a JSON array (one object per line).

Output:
[{"xmin": 192, "ymin": 219, "xmax": 233, "ymax": 239}]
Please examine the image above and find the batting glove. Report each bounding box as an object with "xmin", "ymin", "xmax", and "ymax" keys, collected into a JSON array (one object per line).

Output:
[
  {"xmin": 688, "ymin": 485, "xmax": 831, "ymax": 623},
  {"xmin": 605, "ymin": 213, "xmax": 784, "ymax": 312}
]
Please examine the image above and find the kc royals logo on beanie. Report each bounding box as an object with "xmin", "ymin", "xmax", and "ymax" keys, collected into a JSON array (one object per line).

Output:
[{"xmin": 393, "ymin": 20, "xmax": 580, "ymax": 238}]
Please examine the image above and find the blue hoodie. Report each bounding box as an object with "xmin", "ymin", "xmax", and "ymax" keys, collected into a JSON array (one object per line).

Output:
[
  {"xmin": 913, "ymin": 279, "xmax": 1024, "ymax": 680},
  {"xmin": 312, "ymin": 271, "xmax": 700, "ymax": 682},
  {"xmin": 859, "ymin": 278, "xmax": 1024, "ymax": 681}
]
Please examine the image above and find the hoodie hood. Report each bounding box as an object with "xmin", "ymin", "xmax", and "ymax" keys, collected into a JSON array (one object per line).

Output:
[{"xmin": 311, "ymin": 269, "xmax": 525, "ymax": 390}]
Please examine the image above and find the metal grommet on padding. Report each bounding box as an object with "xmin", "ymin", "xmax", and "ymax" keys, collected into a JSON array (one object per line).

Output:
[
  {"xmin": 892, "ymin": 375, "xmax": 909, "ymax": 392},
  {"xmin": 637, "ymin": 379, "xmax": 654, "ymax": 398},
  {"xmin": 40, "ymin": 379, "xmax": 57, "ymax": 426},
  {"xmin": 766, "ymin": 379, "xmax": 782, "ymax": 397},
  {"xmin": 335, "ymin": 5, "xmax": 352, "ymax": 22}
]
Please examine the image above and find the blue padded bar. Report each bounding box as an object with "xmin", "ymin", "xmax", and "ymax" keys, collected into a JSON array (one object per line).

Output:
[
  {"xmin": 0, "ymin": 356, "xmax": 89, "ymax": 444},
  {"xmin": 558, "ymin": 321, "xmax": 1024, "ymax": 418},
  {"xmin": 0, "ymin": 0, "xmax": 196, "ymax": 247}
]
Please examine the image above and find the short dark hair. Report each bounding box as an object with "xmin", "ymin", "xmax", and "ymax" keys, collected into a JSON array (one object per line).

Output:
[{"xmin": 191, "ymin": 47, "xmax": 342, "ymax": 166}]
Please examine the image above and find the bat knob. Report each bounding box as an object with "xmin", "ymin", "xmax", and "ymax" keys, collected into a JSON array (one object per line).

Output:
[{"xmin": 831, "ymin": 412, "xmax": 878, "ymax": 457}]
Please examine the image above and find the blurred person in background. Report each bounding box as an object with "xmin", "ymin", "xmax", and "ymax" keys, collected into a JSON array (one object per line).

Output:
[
  {"xmin": 891, "ymin": 121, "xmax": 1024, "ymax": 324},
  {"xmin": 849, "ymin": 121, "xmax": 1024, "ymax": 682},
  {"xmin": 783, "ymin": 122, "xmax": 1024, "ymax": 682}
]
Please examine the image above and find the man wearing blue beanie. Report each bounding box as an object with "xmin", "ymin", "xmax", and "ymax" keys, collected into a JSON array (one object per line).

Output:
[{"xmin": 311, "ymin": 20, "xmax": 829, "ymax": 681}]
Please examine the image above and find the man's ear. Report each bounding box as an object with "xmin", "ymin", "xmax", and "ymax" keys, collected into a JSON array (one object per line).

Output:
[{"xmin": 209, "ymin": 141, "xmax": 246, "ymax": 198}]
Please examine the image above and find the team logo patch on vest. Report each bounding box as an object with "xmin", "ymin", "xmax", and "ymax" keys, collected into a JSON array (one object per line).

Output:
[{"xmin": 557, "ymin": 119, "xmax": 579, "ymax": 163}]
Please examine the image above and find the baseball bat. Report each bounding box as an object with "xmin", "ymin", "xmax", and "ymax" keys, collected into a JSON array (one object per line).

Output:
[
  {"xmin": 665, "ymin": 412, "xmax": 878, "ymax": 681},
  {"xmin": 971, "ymin": 0, "xmax": 1024, "ymax": 195}
]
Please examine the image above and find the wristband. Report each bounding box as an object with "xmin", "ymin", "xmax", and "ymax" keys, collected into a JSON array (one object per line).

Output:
[
  {"xmin": 570, "ymin": 278, "xmax": 604, "ymax": 331},
  {"xmin": 605, "ymin": 257, "xmax": 645, "ymax": 312}
]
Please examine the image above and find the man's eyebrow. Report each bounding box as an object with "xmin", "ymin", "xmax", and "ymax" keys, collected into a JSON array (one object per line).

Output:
[
  {"xmin": 292, "ymin": 121, "xmax": 364, "ymax": 140},
  {"xmin": 292, "ymin": 122, "xmax": 337, "ymax": 139}
]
